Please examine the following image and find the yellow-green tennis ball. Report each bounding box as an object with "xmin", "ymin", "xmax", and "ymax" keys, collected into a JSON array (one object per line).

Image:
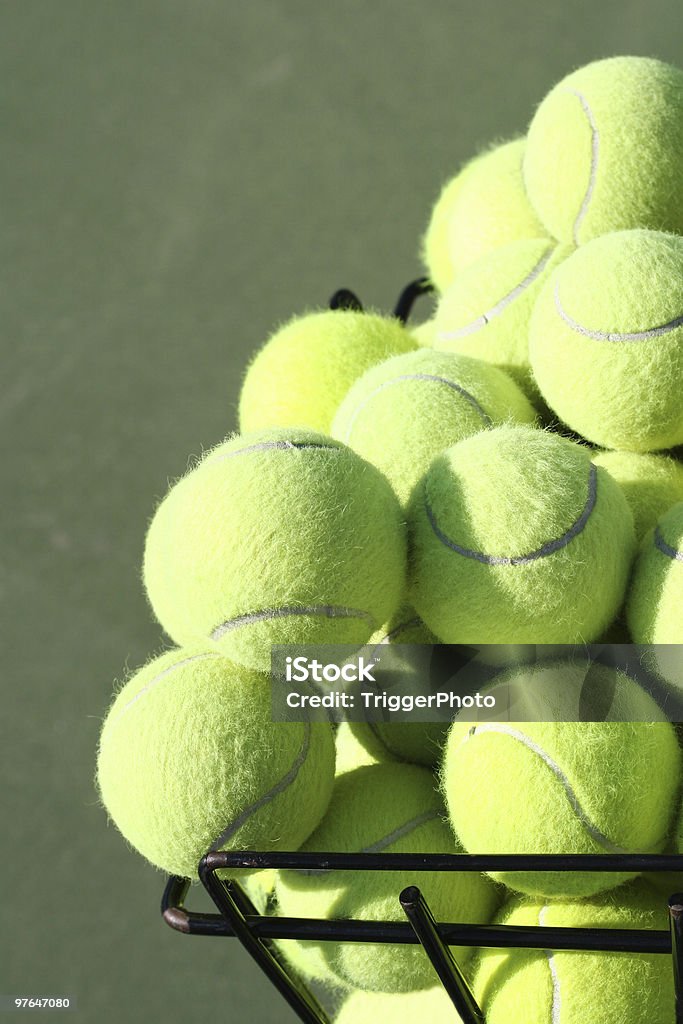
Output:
[
  {"xmin": 239, "ymin": 310, "xmax": 416, "ymax": 433},
  {"xmin": 337, "ymin": 986, "xmax": 463, "ymax": 1023},
  {"xmin": 331, "ymin": 349, "xmax": 536, "ymax": 506},
  {"xmin": 422, "ymin": 139, "xmax": 549, "ymax": 292},
  {"xmin": 474, "ymin": 881, "xmax": 674, "ymax": 1023},
  {"xmin": 529, "ymin": 229, "xmax": 683, "ymax": 452},
  {"xmin": 275, "ymin": 763, "xmax": 498, "ymax": 994},
  {"xmin": 421, "ymin": 172, "xmax": 469, "ymax": 293},
  {"xmin": 447, "ymin": 139, "xmax": 549, "ymax": 276},
  {"xmin": 433, "ymin": 239, "xmax": 572, "ymax": 397},
  {"xmin": 524, "ymin": 56, "xmax": 683, "ymax": 245},
  {"xmin": 96, "ymin": 647, "xmax": 335, "ymax": 878},
  {"xmin": 593, "ymin": 450, "xmax": 683, "ymax": 541},
  {"xmin": 143, "ymin": 428, "xmax": 407, "ymax": 672},
  {"xmin": 408, "ymin": 425, "xmax": 635, "ymax": 645},
  {"xmin": 627, "ymin": 503, "xmax": 683, "ymax": 644},
  {"xmin": 442, "ymin": 715, "xmax": 680, "ymax": 899}
]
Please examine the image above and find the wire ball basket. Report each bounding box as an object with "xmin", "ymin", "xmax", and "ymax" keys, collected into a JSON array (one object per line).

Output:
[{"xmin": 161, "ymin": 281, "xmax": 683, "ymax": 1023}]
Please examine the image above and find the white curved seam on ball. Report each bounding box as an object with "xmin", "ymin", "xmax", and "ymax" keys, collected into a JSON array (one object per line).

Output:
[
  {"xmin": 464, "ymin": 723, "xmax": 625, "ymax": 851},
  {"xmin": 298, "ymin": 809, "xmax": 441, "ymax": 876},
  {"xmin": 425, "ymin": 463, "xmax": 597, "ymax": 565},
  {"xmin": 209, "ymin": 720, "xmax": 311, "ymax": 849},
  {"xmin": 211, "ymin": 605, "xmax": 376, "ymax": 639},
  {"xmin": 655, "ymin": 526, "xmax": 683, "ymax": 562},
  {"xmin": 362, "ymin": 809, "xmax": 442, "ymax": 852},
  {"xmin": 436, "ymin": 246, "xmax": 553, "ymax": 342},
  {"xmin": 110, "ymin": 652, "xmax": 221, "ymax": 724},
  {"xmin": 568, "ymin": 89, "xmax": 599, "ymax": 245},
  {"xmin": 539, "ymin": 905, "xmax": 562, "ymax": 1024},
  {"xmin": 343, "ymin": 374, "xmax": 493, "ymax": 442},
  {"xmin": 554, "ymin": 283, "xmax": 683, "ymax": 341},
  {"xmin": 211, "ymin": 440, "xmax": 342, "ymax": 462}
]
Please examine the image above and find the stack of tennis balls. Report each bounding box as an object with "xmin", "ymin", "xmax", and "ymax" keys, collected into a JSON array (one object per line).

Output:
[{"xmin": 95, "ymin": 51, "xmax": 683, "ymax": 1023}]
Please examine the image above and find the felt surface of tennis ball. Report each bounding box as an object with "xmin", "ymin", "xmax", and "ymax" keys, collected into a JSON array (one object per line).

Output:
[
  {"xmin": 447, "ymin": 138, "xmax": 549, "ymax": 275},
  {"xmin": 336, "ymin": 986, "xmax": 463, "ymax": 1023},
  {"xmin": 524, "ymin": 56, "xmax": 683, "ymax": 245},
  {"xmin": 422, "ymin": 172, "xmax": 469, "ymax": 293},
  {"xmin": 276, "ymin": 763, "xmax": 498, "ymax": 993},
  {"xmin": 332, "ymin": 349, "xmax": 536, "ymax": 506},
  {"xmin": 592, "ymin": 451, "xmax": 683, "ymax": 541},
  {"xmin": 422, "ymin": 138, "xmax": 549, "ymax": 294},
  {"xmin": 408, "ymin": 425, "xmax": 635, "ymax": 645},
  {"xmin": 442, "ymin": 714, "xmax": 680, "ymax": 897},
  {"xmin": 143, "ymin": 428, "xmax": 407, "ymax": 671},
  {"xmin": 627, "ymin": 503, "xmax": 683, "ymax": 644},
  {"xmin": 529, "ymin": 230, "xmax": 683, "ymax": 452},
  {"xmin": 434, "ymin": 239, "xmax": 571, "ymax": 397},
  {"xmin": 238, "ymin": 310, "xmax": 415, "ymax": 433},
  {"xmin": 474, "ymin": 881, "xmax": 674, "ymax": 1023},
  {"xmin": 97, "ymin": 647, "xmax": 335, "ymax": 878}
]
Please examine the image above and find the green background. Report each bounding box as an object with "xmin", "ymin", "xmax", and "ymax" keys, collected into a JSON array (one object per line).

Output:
[{"xmin": 2, "ymin": 2, "xmax": 681, "ymax": 1021}]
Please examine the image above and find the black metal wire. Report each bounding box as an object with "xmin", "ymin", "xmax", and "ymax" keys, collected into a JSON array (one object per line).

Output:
[
  {"xmin": 392, "ymin": 276, "xmax": 434, "ymax": 323},
  {"xmin": 199, "ymin": 857, "xmax": 332, "ymax": 1024},
  {"xmin": 208, "ymin": 848, "xmax": 683, "ymax": 875},
  {"xmin": 670, "ymin": 895, "xmax": 683, "ymax": 1024},
  {"xmin": 328, "ymin": 288, "xmax": 363, "ymax": 312},
  {"xmin": 161, "ymin": 851, "xmax": 683, "ymax": 1023},
  {"xmin": 400, "ymin": 886, "xmax": 485, "ymax": 1024}
]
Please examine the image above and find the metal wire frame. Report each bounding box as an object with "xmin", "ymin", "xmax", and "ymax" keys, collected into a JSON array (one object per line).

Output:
[
  {"xmin": 161, "ymin": 851, "xmax": 683, "ymax": 1023},
  {"xmin": 328, "ymin": 277, "xmax": 434, "ymax": 323}
]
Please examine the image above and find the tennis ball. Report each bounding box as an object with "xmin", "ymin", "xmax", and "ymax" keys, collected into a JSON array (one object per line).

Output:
[
  {"xmin": 592, "ymin": 451, "xmax": 683, "ymax": 541},
  {"xmin": 96, "ymin": 646, "xmax": 335, "ymax": 878},
  {"xmin": 442, "ymin": 711, "xmax": 680, "ymax": 898},
  {"xmin": 331, "ymin": 349, "xmax": 536, "ymax": 506},
  {"xmin": 447, "ymin": 139, "xmax": 549, "ymax": 276},
  {"xmin": 422, "ymin": 173, "xmax": 469, "ymax": 293},
  {"xmin": 627, "ymin": 503, "xmax": 683, "ymax": 644},
  {"xmin": 239, "ymin": 310, "xmax": 416, "ymax": 434},
  {"xmin": 433, "ymin": 239, "xmax": 572, "ymax": 397},
  {"xmin": 422, "ymin": 138, "xmax": 549, "ymax": 292},
  {"xmin": 408, "ymin": 425, "xmax": 635, "ymax": 645},
  {"xmin": 524, "ymin": 56, "xmax": 683, "ymax": 245},
  {"xmin": 337, "ymin": 986, "xmax": 463, "ymax": 1023},
  {"xmin": 474, "ymin": 881, "xmax": 674, "ymax": 1023},
  {"xmin": 143, "ymin": 428, "xmax": 407, "ymax": 672},
  {"xmin": 275, "ymin": 763, "xmax": 498, "ymax": 993},
  {"xmin": 529, "ymin": 230, "xmax": 683, "ymax": 452}
]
